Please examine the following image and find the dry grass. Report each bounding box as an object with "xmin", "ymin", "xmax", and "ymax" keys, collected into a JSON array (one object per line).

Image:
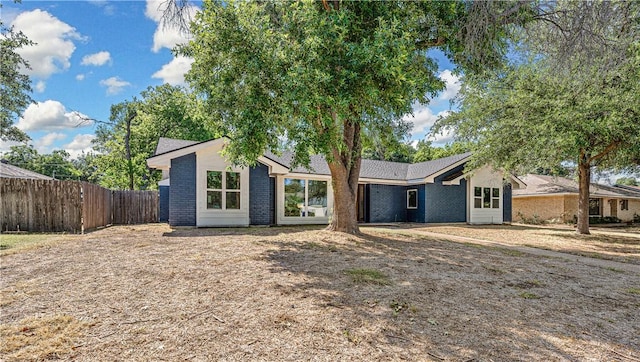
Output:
[
  {"xmin": 0, "ymin": 314, "xmax": 89, "ymax": 361},
  {"xmin": 1, "ymin": 224, "xmax": 639, "ymax": 361},
  {"xmin": 0, "ymin": 234, "xmax": 66, "ymax": 256},
  {"xmin": 401, "ymin": 223, "xmax": 640, "ymax": 265}
]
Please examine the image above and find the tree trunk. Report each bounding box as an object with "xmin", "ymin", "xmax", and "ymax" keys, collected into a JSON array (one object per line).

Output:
[
  {"xmin": 576, "ymin": 151, "xmax": 591, "ymax": 235},
  {"xmin": 326, "ymin": 119, "xmax": 362, "ymax": 234}
]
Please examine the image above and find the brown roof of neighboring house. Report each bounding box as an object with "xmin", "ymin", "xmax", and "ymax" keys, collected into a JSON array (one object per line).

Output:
[
  {"xmin": 513, "ymin": 174, "xmax": 640, "ymax": 199},
  {"xmin": 0, "ymin": 161, "xmax": 54, "ymax": 180}
]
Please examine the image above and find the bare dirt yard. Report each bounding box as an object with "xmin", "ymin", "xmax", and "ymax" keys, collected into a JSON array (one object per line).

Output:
[{"xmin": 1, "ymin": 224, "xmax": 639, "ymax": 361}]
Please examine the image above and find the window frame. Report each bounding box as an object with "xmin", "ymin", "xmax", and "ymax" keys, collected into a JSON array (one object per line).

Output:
[
  {"xmin": 474, "ymin": 186, "xmax": 500, "ymax": 209},
  {"xmin": 407, "ymin": 189, "xmax": 418, "ymax": 209},
  {"xmin": 284, "ymin": 178, "xmax": 328, "ymax": 218},
  {"xmin": 620, "ymin": 199, "xmax": 629, "ymax": 211},
  {"xmin": 206, "ymin": 170, "xmax": 241, "ymax": 210},
  {"xmin": 588, "ymin": 198, "xmax": 602, "ymax": 216}
]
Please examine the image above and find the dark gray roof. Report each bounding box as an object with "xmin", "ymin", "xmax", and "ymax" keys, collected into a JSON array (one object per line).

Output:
[
  {"xmin": 406, "ymin": 152, "xmax": 472, "ymax": 180},
  {"xmin": 264, "ymin": 151, "xmax": 469, "ymax": 181},
  {"xmin": 0, "ymin": 161, "xmax": 54, "ymax": 180},
  {"xmin": 156, "ymin": 137, "xmax": 471, "ymax": 181},
  {"xmin": 155, "ymin": 137, "xmax": 199, "ymax": 156}
]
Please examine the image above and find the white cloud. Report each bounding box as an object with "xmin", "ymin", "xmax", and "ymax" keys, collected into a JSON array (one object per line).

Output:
[
  {"xmin": 428, "ymin": 127, "xmax": 457, "ymax": 145},
  {"xmin": 403, "ymin": 105, "xmax": 451, "ymax": 134},
  {"xmin": 152, "ymin": 55, "xmax": 194, "ymax": 85},
  {"xmin": 81, "ymin": 51, "xmax": 112, "ymax": 66},
  {"xmin": 76, "ymin": 74, "xmax": 86, "ymax": 81},
  {"xmin": 34, "ymin": 80, "xmax": 46, "ymax": 93},
  {"xmin": 0, "ymin": 140, "xmax": 22, "ymax": 155},
  {"xmin": 438, "ymin": 70, "xmax": 461, "ymax": 101},
  {"xmin": 17, "ymin": 100, "xmax": 92, "ymax": 131},
  {"xmin": 64, "ymin": 134, "xmax": 96, "ymax": 159},
  {"xmin": 99, "ymin": 76, "xmax": 131, "ymax": 95},
  {"xmin": 34, "ymin": 132, "xmax": 67, "ymax": 153},
  {"xmin": 145, "ymin": 0, "xmax": 197, "ymax": 52},
  {"xmin": 10, "ymin": 9, "xmax": 85, "ymax": 79}
]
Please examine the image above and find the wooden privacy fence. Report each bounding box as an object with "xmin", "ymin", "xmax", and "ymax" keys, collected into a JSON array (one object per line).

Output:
[{"xmin": 0, "ymin": 178, "xmax": 159, "ymax": 233}]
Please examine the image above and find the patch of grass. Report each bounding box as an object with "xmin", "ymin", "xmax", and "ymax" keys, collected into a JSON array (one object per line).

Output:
[
  {"xmin": 518, "ymin": 291, "xmax": 540, "ymax": 299},
  {"xmin": 626, "ymin": 288, "xmax": 640, "ymax": 295},
  {"xmin": 345, "ymin": 268, "xmax": 390, "ymax": 285},
  {"xmin": 0, "ymin": 314, "xmax": 90, "ymax": 360},
  {"xmin": 0, "ymin": 234, "xmax": 63, "ymax": 255},
  {"xmin": 491, "ymin": 246, "xmax": 525, "ymax": 257},
  {"xmin": 343, "ymin": 329, "xmax": 359, "ymax": 344},
  {"xmin": 606, "ymin": 267, "xmax": 625, "ymax": 273}
]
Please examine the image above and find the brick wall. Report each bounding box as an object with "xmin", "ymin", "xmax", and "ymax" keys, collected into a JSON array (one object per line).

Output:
[
  {"xmin": 169, "ymin": 153, "xmax": 196, "ymax": 227},
  {"xmin": 425, "ymin": 166, "xmax": 467, "ymax": 223},
  {"xmin": 512, "ymin": 195, "xmax": 567, "ymax": 223},
  {"xmin": 406, "ymin": 184, "xmax": 425, "ymax": 222},
  {"xmin": 369, "ymin": 184, "xmax": 406, "ymax": 223},
  {"xmin": 503, "ymin": 183, "xmax": 512, "ymax": 223},
  {"xmin": 159, "ymin": 185, "xmax": 169, "ymax": 222},
  {"xmin": 249, "ymin": 163, "xmax": 274, "ymax": 225}
]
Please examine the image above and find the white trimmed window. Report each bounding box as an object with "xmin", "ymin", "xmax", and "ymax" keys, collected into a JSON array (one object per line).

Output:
[
  {"xmin": 206, "ymin": 171, "xmax": 240, "ymax": 209},
  {"xmin": 407, "ymin": 189, "xmax": 418, "ymax": 209},
  {"xmin": 474, "ymin": 187, "xmax": 500, "ymax": 209},
  {"xmin": 284, "ymin": 178, "xmax": 328, "ymax": 217}
]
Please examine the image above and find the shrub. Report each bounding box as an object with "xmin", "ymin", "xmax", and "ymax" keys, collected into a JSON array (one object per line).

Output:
[{"xmin": 588, "ymin": 216, "xmax": 621, "ymax": 224}]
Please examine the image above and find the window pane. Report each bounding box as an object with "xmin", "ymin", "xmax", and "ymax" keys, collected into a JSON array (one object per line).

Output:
[
  {"xmin": 284, "ymin": 178, "xmax": 305, "ymax": 217},
  {"xmin": 589, "ymin": 198, "xmax": 601, "ymax": 216},
  {"xmin": 483, "ymin": 188, "xmax": 491, "ymax": 208},
  {"xmin": 226, "ymin": 191, "xmax": 240, "ymax": 209},
  {"xmin": 474, "ymin": 187, "xmax": 481, "ymax": 197},
  {"xmin": 308, "ymin": 180, "xmax": 328, "ymax": 217},
  {"xmin": 207, "ymin": 191, "xmax": 222, "ymax": 209},
  {"xmin": 226, "ymin": 172, "xmax": 240, "ymax": 190},
  {"xmin": 207, "ymin": 171, "xmax": 222, "ymax": 189},
  {"xmin": 492, "ymin": 199, "xmax": 500, "ymax": 209},
  {"xmin": 474, "ymin": 198, "xmax": 482, "ymax": 208},
  {"xmin": 492, "ymin": 188, "xmax": 500, "ymax": 198},
  {"xmin": 407, "ymin": 189, "xmax": 417, "ymax": 208}
]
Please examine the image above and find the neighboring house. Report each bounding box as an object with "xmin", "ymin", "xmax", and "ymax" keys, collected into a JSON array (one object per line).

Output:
[
  {"xmin": 512, "ymin": 174, "xmax": 640, "ymax": 223},
  {"xmin": 147, "ymin": 137, "xmax": 524, "ymax": 228},
  {"xmin": 0, "ymin": 160, "xmax": 54, "ymax": 180}
]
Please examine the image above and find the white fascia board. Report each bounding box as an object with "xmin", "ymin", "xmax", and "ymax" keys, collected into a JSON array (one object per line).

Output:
[
  {"xmin": 443, "ymin": 173, "xmax": 466, "ymax": 186},
  {"xmin": 423, "ymin": 157, "xmax": 470, "ymax": 184},
  {"xmin": 358, "ymin": 177, "xmax": 408, "ymax": 186},
  {"xmin": 283, "ymin": 172, "xmax": 333, "ymax": 180},
  {"xmin": 147, "ymin": 138, "xmax": 227, "ymax": 170},
  {"xmin": 257, "ymin": 156, "xmax": 289, "ymax": 175}
]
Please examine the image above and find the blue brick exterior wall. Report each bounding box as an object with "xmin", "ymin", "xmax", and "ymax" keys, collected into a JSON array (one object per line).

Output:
[
  {"xmin": 169, "ymin": 153, "xmax": 196, "ymax": 227},
  {"xmin": 159, "ymin": 185, "xmax": 169, "ymax": 222},
  {"xmin": 406, "ymin": 184, "xmax": 425, "ymax": 222},
  {"xmin": 369, "ymin": 184, "xmax": 407, "ymax": 223},
  {"xmin": 249, "ymin": 163, "xmax": 274, "ymax": 225},
  {"xmin": 503, "ymin": 183, "xmax": 512, "ymax": 222},
  {"xmin": 424, "ymin": 165, "xmax": 467, "ymax": 223}
]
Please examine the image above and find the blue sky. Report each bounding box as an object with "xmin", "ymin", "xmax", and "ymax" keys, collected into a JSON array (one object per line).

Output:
[{"xmin": 1, "ymin": 0, "xmax": 461, "ymax": 159}]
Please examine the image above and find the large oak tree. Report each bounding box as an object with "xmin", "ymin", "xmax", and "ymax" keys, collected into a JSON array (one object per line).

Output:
[{"xmin": 179, "ymin": 0, "xmax": 528, "ymax": 233}]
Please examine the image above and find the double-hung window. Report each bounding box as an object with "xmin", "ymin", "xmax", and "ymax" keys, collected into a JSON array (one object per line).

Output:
[{"xmin": 206, "ymin": 171, "xmax": 240, "ymax": 210}]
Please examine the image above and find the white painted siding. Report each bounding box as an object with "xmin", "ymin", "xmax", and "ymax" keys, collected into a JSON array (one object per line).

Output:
[
  {"xmin": 196, "ymin": 144, "xmax": 250, "ymax": 227},
  {"xmin": 468, "ymin": 166, "xmax": 504, "ymax": 224}
]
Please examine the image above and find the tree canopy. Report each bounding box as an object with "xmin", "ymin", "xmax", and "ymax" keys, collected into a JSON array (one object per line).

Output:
[
  {"xmin": 0, "ymin": 2, "xmax": 33, "ymax": 143},
  {"xmin": 92, "ymin": 84, "xmax": 215, "ymax": 190},
  {"xmin": 434, "ymin": 0, "xmax": 640, "ymax": 234},
  {"xmin": 179, "ymin": 0, "xmax": 528, "ymax": 233}
]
